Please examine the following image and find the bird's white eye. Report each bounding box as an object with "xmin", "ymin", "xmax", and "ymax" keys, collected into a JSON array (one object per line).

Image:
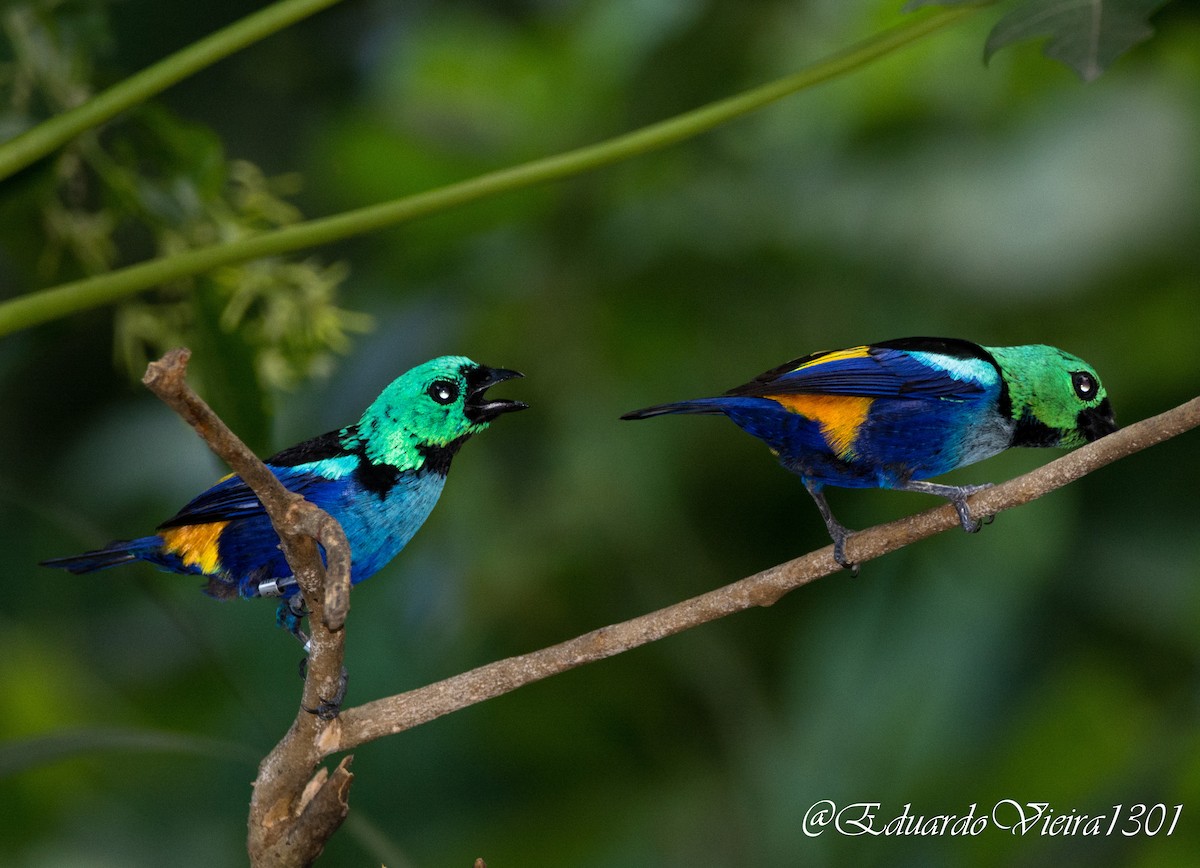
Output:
[
  {"xmin": 427, "ymin": 380, "xmax": 459, "ymax": 405},
  {"xmin": 1070, "ymin": 371, "xmax": 1098, "ymax": 401}
]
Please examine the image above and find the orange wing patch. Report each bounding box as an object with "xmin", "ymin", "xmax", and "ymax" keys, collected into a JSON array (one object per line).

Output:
[
  {"xmin": 768, "ymin": 394, "xmax": 873, "ymax": 458},
  {"xmin": 160, "ymin": 521, "xmax": 230, "ymax": 575}
]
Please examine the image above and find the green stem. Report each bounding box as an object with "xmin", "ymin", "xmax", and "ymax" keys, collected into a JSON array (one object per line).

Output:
[
  {"xmin": 0, "ymin": 5, "xmax": 986, "ymax": 338},
  {"xmin": 0, "ymin": 0, "xmax": 347, "ymax": 182}
]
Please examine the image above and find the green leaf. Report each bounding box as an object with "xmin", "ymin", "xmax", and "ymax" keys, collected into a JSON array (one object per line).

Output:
[{"xmin": 984, "ymin": 0, "xmax": 1171, "ymax": 81}]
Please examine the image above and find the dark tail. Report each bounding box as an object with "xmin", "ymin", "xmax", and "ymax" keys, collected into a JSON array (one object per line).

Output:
[
  {"xmin": 620, "ymin": 397, "xmax": 729, "ymax": 421},
  {"xmin": 40, "ymin": 536, "xmax": 161, "ymax": 575}
]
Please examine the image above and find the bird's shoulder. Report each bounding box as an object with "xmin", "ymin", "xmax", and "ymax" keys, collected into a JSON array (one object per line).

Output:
[{"xmin": 268, "ymin": 427, "xmax": 356, "ymax": 468}]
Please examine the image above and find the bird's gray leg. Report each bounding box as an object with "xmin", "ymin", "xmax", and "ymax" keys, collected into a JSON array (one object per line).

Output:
[
  {"xmin": 803, "ymin": 479, "xmax": 856, "ymax": 572},
  {"xmin": 896, "ymin": 480, "xmax": 994, "ymax": 533}
]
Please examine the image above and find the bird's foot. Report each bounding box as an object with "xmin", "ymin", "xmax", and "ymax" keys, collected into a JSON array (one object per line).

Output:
[
  {"xmin": 301, "ymin": 665, "xmax": 350, "ymax": 721},
  {"xmin": 897, "ymin": 480, "xmax": 994, "ymax": 533},
  {"xmin": 805, "ymin": 481, "xmax": 859, "ymax": 574},
  {"xmin": 948, "ymin": 483, "xmax": 994, "ymax": 533},
  {"xmin": 828, "ymin": 525, "xmax": 859, "ymax": 576}
]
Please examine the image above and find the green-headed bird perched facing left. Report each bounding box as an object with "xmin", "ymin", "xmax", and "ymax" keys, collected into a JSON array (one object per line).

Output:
[
  {"xmin": 622, "ymin": 337, "xmax": 1115, "ymax": 568},
  {"xmin": 43, "ymin": 356, "xmax": 527, "ymax": 648}
]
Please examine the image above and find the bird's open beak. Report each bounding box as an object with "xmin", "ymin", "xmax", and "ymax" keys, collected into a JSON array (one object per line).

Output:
[{"xmin": 465, "ymin": 366, "xmax": 528, "ymax": 423}]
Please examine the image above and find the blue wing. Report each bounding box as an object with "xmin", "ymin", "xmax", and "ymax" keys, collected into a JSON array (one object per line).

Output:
[
  {"xmin": 727, "ymin": 338, "xmax": 1000, "ymax": 401},
  {"xmin": 155, "ymin": 467, "xmax": 330, "ymax": 529},
  {"xmin": 156, "ymin": 429, "xmax": 358, "ymax": 530}
]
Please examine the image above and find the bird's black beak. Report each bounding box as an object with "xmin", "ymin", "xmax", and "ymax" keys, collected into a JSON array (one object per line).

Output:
[
  {"xmin": 1078, "ymin": 397, "xmax": 1117, "ymax": 442},
  {"xmin": 464, "ymin": 365, "xmax": 528, "ymax": 424}
]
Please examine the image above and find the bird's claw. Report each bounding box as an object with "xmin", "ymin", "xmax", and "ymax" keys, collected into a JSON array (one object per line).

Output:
[
  {"xmin": 896, "ymin": 479, "xmax": 995, "ymax": 535},
  {"xmin": 304, "ymin": 698, "xmax": 343, "ymax": 722},
  {"xmin": 301, "ymin": 665, "xmax": 350, "ymax": 721},
  {"xmin": 954, "ymin": 500, "xmax": 982, "ymax": 534},
  {"xmin": 951, "ymin": 483, "xmax": 994, "ymax": 534},
  {"xmin": 830, "ymin": 528, "xmax": 859, "ymax": 576}
]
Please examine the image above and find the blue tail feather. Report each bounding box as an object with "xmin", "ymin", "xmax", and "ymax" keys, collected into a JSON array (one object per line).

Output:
[
  {"xmin": 621, "ymin": 397, "xmax": 733, "ymax": 420},
  {"xmin": 40, "ymin": 536, "xmax": 163, "ymax": 575}
]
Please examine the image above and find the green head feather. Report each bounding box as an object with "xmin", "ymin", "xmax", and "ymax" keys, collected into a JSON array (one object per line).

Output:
[
  {"xmin": 350, "ymin": 356, "xmax": 526, "ymax": 469},
  {"xmin": 985, "ymin": 344, "xmax": 1115, "ymax": 449}
]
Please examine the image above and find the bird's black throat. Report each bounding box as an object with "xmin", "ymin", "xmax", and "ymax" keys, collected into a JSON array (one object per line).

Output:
[
  {"xmin": 353, "ymin": 435, "xmax": 469, "ymax": 498},
  {"xmin": 416, "ymin": 434, "xmax": 471, "ymax": 477},
  {"xmin": 354, "ymin": 456, "xmax": 402, "ymax": 497},
  {"xmin": 1009, "ymin": 410, "xmax": 1064, "ymax": 448}
]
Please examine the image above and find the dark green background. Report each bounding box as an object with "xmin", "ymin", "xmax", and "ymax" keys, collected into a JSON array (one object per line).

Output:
[{"xmin": 2, "ymin": 0, "xmax": 1199, "ymax": 864}]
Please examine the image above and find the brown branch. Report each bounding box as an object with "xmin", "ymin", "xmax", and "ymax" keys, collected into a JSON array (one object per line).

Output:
[
  {"xmin": 143, "ymin": 348, "xmax": 354, "ymax": 868},
  {"xmin": 326, "ymin": 395, "xmax": 1200, "ymax": 752},
  {"xmin": 143, "ymin": 346, "xmax": 1198, "ymax": 863},
  {"xmin": 253, "ymin": 757, "xmax": 355, "ymax": 867}
]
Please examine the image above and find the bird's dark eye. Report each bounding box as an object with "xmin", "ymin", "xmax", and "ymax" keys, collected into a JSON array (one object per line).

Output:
[
  {"xmin": 1071, "ymin": 371, "xmax": 1098, "ymax": 402},
  {"xmin": 427, "ymin": 380, "xmax": 459, "ymax": 405}
]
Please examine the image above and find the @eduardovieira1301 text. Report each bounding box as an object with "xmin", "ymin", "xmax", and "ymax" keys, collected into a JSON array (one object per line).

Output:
[{"xmin": 801, "ymin": 800, "xmax": 1183, "ymax": 838}]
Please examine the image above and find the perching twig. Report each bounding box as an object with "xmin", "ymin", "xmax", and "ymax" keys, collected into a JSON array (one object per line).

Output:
[
  {"xmin": 144, "ymin": 345, "xmax": 1198, "ymax": 863},
  {"xmin": 143, "ymin": 348, "xmax": 352, "ymax": 868}
]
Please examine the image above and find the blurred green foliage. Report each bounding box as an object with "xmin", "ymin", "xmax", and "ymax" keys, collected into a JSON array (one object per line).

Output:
[
  {"xmin": 1, "ymin": 0, "xmax": 368, "ymax": 447},
  {"xmin": 2, "ymin": 0, "xmax": 1198, "ymax": 865}
]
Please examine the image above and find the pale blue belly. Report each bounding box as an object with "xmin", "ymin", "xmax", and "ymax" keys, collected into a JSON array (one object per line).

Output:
[{"xmin": 329, "ymin": 470, "xmax": 447, "ymax": 584}]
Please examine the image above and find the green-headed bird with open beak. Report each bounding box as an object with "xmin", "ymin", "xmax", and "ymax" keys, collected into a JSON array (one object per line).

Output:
[{"xmin": 43, "ymin": 356, "xmax": 527, "ymax": 648}]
